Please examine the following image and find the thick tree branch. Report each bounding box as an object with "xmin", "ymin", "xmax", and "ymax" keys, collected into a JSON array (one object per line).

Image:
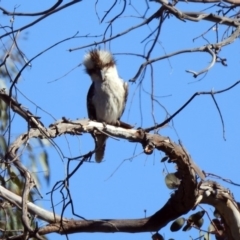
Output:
[
  {"xmin": 3, "ymin": 119, "xmax": 238, "ymax": 239},
  {"xmin": 0, "ymin": 90, "xmax": 238, "ymax": 239},
  {"xmin": 0, "ymin": 0, "xmax": 239, "ymax": 238},
  {"xmin": 5, "ymin": 119, "xmax": 200, "ymax": 236},
  {"xmin": 200, "ymin": 181, "xmax": 240, "ymax": 239},
  {"xmin": 35, "ymin": 181, "xmax": 238, "ymax": 238},
  {"xmin": 0, "ymin": 186, "xmax": 65, "ymax": 223}
]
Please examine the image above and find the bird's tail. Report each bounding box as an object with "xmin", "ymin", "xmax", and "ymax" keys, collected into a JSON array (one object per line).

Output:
[{"xmin": 95, "ymin": 134, "xmax": 108, "ymax": 162}]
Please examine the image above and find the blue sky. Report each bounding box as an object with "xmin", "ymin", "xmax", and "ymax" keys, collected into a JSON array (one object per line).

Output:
[{"xmin": 1, "ymin": 1, "xmax": 240, "ymax": 240}]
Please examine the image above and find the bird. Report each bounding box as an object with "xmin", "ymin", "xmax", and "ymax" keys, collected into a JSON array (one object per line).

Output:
[{"xmin": 83, "ymin": 49, "xmax": 128, "ymax": 162}]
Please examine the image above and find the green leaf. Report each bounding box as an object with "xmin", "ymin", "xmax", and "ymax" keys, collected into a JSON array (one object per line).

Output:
[
  {"xmin": 170, "ymin": 217, "xmax": 185, "ymax": 232},
  {"xmin": 188, "ymin": 210, "xmax": 205, "ymax": 224},
  {"xmin": 165, "ymin": 173, "xmax": 180, "ymax": 189},
  {"xmin": 39, "ymin": 151, "xmax": 50, "ymax": 185},
  {"xmin": 204, "ymin": 233, "xmax": 211, "ymax": 240},
  {"xmin": 0, "ymin": 136, "xmax": 7, "ymax": 154},
  {"xmin": 209, "ymin": 218, "xmax": 223, "ymax": 233},
  {"xmin": 161, "ymin": 156, "xmax": 169, "ymax": 162},
  {"xmin": 195, "ymin": 217, "xmax": 204, "ymax": 228},
  {"xmin": 182, "ymin": 223, "xmax": 192, "ymax": 232},
  {"xmin": 0, "ymin": 110, "xmax": 8, "ymax": 130},
  {"xmin": 9, "ymin": 169, "xmax": 23, "ymax": 190},
  {"xmin": 39, "ymin": 138, "xmax": 51, "ymax": 147},
  {"xmin": 152, "ymin": 232, "xmax": 164, "ymax": 240},
  {"xmin": 181, "ymin": 211, "xmax": 205, "ymax": 232}
]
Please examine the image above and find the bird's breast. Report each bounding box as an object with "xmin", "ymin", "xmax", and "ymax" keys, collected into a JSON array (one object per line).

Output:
[{"xmin": 93, "ymin": 79, "xmax": 125, "ymax": 124}]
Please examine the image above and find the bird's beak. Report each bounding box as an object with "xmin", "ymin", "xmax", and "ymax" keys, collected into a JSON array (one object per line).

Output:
[{"xmin": 100, "ymin": 70, "xmax": 105, "ymax": 81}]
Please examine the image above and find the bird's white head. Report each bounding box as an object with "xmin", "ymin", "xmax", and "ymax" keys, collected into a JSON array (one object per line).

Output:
[{"xmin": 83, "ymin": 49, "xmax": 118, "ymax": 82}]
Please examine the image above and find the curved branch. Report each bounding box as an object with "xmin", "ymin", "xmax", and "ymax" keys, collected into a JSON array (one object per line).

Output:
[
  {"xmin": 129, "ymin": 44, "xmax": 216, "ymax": 82},
  {"xmin": 37, "ymin": 179, "xmax": 240, "ymax": 237},
  {"xmin": 0, "ymin": 0, "xmax": 82, "ymax": 40},
  {"xmin": 0, "ymin": 0, "xmax": 63, "ymax": 16},
  {"xmin": 130, "ymin": 24, "xmax": 240, "ymax": 82},
  {"xmin": 3, "ymin": 119, "xmax": 238, "ymax": 239},
  {"xmin": 101, "ymin": 0, "xmax": 127, "ymax": 43},
  {"xmin": 144, "ymin": 80, "xmax": 240, "ymax": 132},
  {"xmin": 200, "ymin": 181, "xmax": 240, "ymax": 239},
  {"xmin": 186, "ymin": 45, "xmax": 216, "ymax": 77},
  {"xmin": 5, "ymin": 119, "xmax": 201, "ymax": 234},
  {"xmin": 0, "ymin": 83, "xmax": 237, "ymax": 237}
]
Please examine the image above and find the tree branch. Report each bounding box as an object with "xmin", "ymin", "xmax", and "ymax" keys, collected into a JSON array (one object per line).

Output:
[
  {"xmin": 0, "ymin": 116, "xmax": 237, "ymax": 238},
  {"xmin": 0, "ymin": 88, "xmax": 238, "ymax": 238},
  {"xmin": 0, "ymin": 185, "xmax": 66, "ymax": 223}
]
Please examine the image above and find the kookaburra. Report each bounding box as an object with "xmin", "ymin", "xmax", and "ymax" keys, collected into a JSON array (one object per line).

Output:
[{"xmin": 83, "ymin": 49, "xmax": 128, "ymax": 162}]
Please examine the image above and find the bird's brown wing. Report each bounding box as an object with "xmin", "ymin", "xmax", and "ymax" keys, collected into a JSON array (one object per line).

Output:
[
  {"xmin": 87, "ymin": 83, "xmax": 97, "ymax": 120},
  {"xmin": 87, "ymin": 83, "xmax": 107, "ymax": 162}
]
